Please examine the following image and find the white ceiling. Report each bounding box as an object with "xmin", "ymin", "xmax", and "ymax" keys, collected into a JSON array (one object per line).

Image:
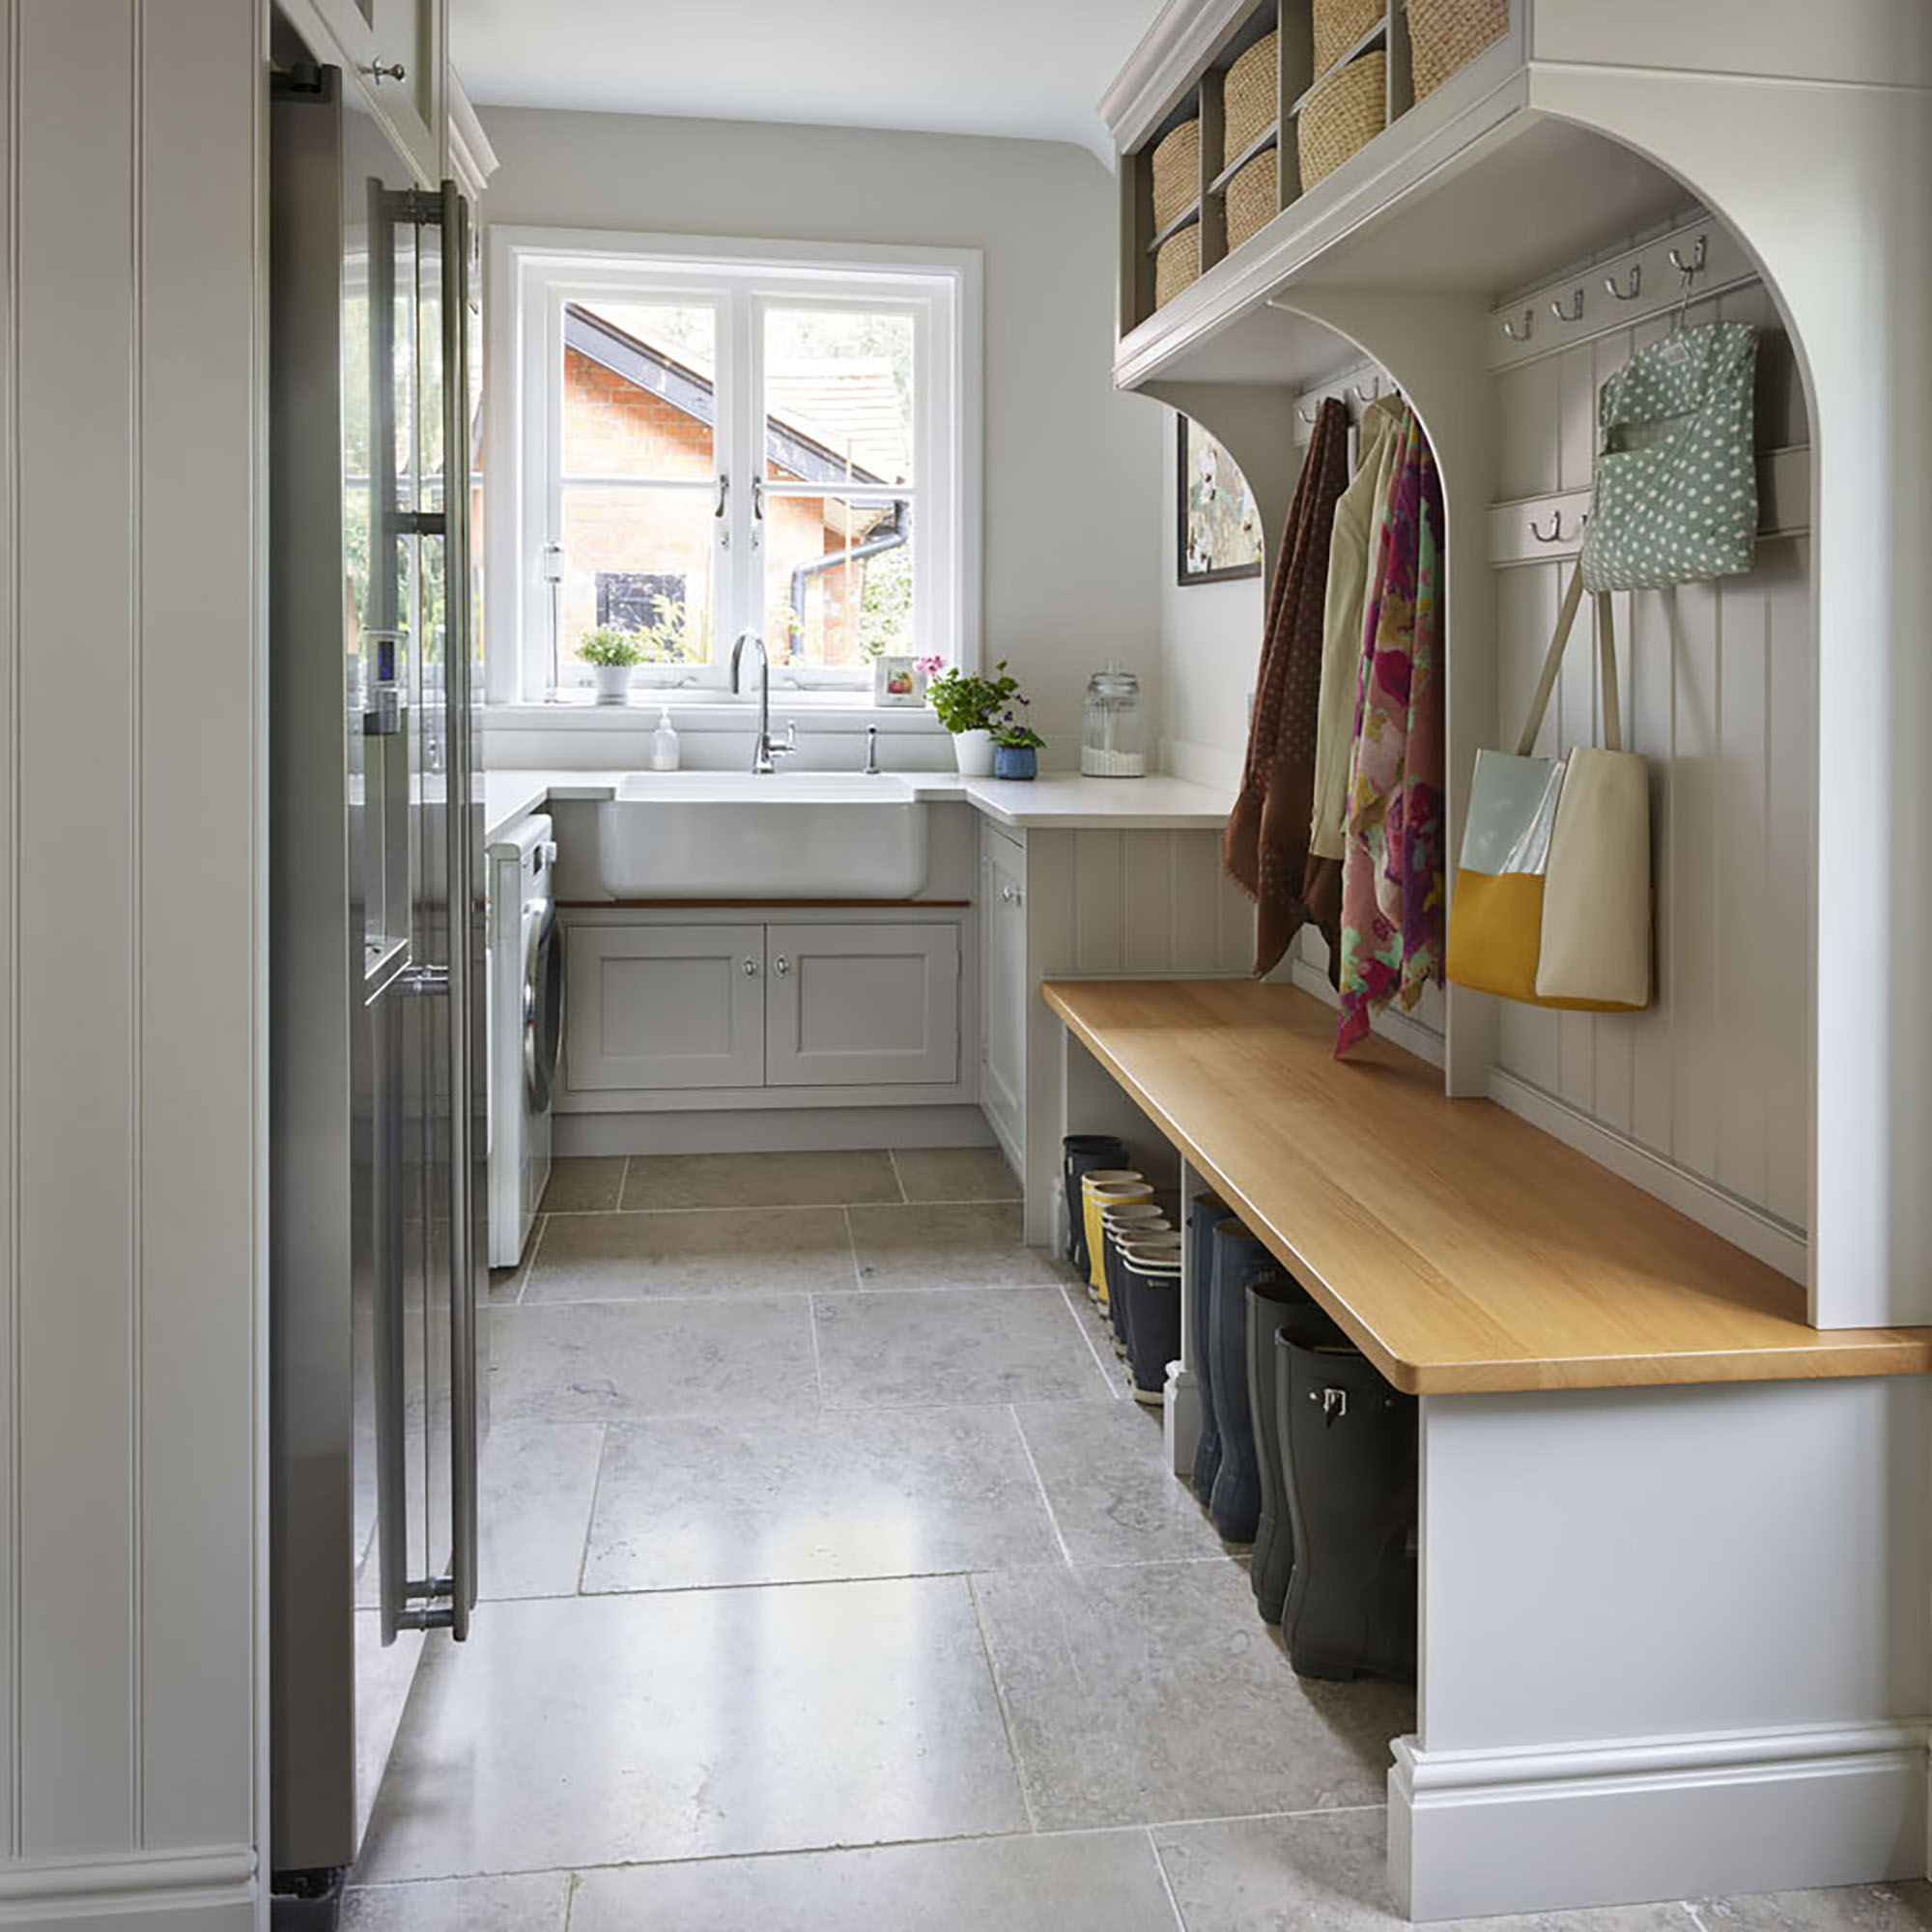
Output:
[{"xmin": 448, "ymin": 0, "xmax": 1154, "ymax": 157}]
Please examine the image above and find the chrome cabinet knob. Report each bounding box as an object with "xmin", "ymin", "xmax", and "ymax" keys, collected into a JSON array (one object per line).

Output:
[
  {"xmin": 743, "ymin": 957, "xmax": 759, "ymax": 978},
  {"xmin": 773, "ymin": 955, "xmax": 790, "ymax": 977}
]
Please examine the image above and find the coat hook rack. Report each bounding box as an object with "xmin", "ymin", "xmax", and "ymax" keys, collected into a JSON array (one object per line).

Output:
[
  {"xmin": 1605, "ymin": 265, "xmax": 1642, "ymax": 300},
  {"xmin": 1667, "ymin": 234, "xmax": 1709, "ymax": 278},
  {"xmin": 1501, "ymin": 309, "xmax": 1534, "ymax": 342},
  {"xmin": 1550, "ymin": 288, "xmax": 1586, "ymax": 324}
]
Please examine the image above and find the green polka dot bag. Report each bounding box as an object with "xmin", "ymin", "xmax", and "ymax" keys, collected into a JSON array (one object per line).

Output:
[{"xmin": 1579, "ymin": 320, "xmax": 1758, "ymax": 593}]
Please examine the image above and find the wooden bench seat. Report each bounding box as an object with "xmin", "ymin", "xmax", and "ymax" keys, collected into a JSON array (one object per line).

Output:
[{"xmin": 1042, "ymin": 978, "xmax": 1932, "ymax": 1395}]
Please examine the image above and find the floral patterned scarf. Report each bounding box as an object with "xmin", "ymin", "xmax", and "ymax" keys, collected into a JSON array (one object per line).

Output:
[{"xmin": 1335, "ymin": 411, "xmax": 1445, "ymax": 1056}]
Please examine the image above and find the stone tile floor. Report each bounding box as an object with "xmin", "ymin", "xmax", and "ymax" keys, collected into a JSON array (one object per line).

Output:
[{"xmin": 355, "ymin": 1149, "xmax": 1932, "ymax": 1930}]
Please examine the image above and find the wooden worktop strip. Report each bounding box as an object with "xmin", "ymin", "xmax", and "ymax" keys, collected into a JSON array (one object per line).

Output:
[{"xmin": 1043, "ymin": 979, "xmax": 1932, "ymax": 1394}]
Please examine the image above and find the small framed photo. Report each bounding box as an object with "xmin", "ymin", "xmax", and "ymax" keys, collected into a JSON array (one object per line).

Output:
[{"xmin": 872, "ymin": 655, "xmax": 924, "ymax": 707}]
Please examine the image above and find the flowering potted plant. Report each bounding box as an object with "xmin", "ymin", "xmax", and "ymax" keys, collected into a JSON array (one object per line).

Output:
[
  {"xmin": 927, "ymin": 659, "xmax": 1021, "ymax": 777},
  {"xmin": 990, "ymin": 705, "xmax": 1045, "ymax": 781},
  {"xmin": 578, "ymin": 625, "xmax": 645, "ymax": 705}
]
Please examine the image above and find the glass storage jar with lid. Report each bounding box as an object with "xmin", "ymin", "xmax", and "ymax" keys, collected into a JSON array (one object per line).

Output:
[{"xmin": 1081, "ymin": 664, "xmax": 1147, "ymax": 778}]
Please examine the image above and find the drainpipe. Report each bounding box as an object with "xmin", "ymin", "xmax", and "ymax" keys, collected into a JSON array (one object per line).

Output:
[{"xmin": 786, "ymin": 499, "xmax": 910, "ymax": 661}]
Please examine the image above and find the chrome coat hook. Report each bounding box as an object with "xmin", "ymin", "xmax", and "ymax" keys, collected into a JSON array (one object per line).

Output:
[
  {"xmin": 1605, "ymin": 265, "xmax": 1642, "ymax": 301},
  {"xmin": 1501, "ymin": 309, "xmax": 1534, "ymax": 343},
  {"xmin": 1667, "ymin": 235, "xmax": 1708, "ymax": 278},
  {"xmin": 1296, "ymin": 402, "xmax": 1319, "ymax": 425},
  {"xmin": 1349, "ymin": 377, "xmax": 1381, "ymax": 404},
  {"xmin": 1528, "ymin": 510, "xmax": 1569, "ymax": 543},
  {"xmin": 1549, "ymin": 288, "xmax": 1586, "ymax": 324}
]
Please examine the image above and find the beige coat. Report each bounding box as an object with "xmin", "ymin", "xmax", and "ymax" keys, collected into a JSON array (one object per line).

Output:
[{"xmin": 1308, "ymin": 394, "xmax": 1407, "ymax": 862}]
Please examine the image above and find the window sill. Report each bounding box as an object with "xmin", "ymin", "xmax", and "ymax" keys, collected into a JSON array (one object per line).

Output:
[{"xmin": 486, "ymin": 696, "xmax": 949, "ymax": 735}]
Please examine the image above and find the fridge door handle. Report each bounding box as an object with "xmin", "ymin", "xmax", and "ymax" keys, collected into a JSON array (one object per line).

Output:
[{"xmin": 439, "ymin": 176, "xmax": 480, "ymax": 1641}]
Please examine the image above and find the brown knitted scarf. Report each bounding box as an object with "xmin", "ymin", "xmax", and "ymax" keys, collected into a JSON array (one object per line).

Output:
[{"xmin": 1222, "ymin": 395, "xmax": 1351, "ymax": 978}]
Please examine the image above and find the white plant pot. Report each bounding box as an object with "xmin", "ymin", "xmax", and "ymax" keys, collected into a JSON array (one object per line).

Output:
[
  {"xmin": 952, "ymin": 728, "xmax": 995, "ymax": 777},
  {"xmin": 594, "ymin": 664, "xmax": 634, "ymax": 706}
]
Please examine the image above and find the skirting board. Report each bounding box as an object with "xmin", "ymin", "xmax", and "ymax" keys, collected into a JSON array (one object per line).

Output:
[
  {"xmin": 0, "ymin": 1846, "xmax": 256, "ymax": 1927},
  {"xmin": 555, "ymin": 1102, "xmax": 997, "ymax": 1157},
  {"xmin": 1389, "ymin": 1721, "xmax": 1930, "ymax": 1921}
]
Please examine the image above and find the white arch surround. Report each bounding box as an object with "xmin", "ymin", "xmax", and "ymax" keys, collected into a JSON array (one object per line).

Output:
[{"xmin": 1511, "ymin": 66, "xmax": 1932, "ymax": 1332}]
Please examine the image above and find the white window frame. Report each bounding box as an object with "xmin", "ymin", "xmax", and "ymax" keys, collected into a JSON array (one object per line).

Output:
[{"xmin": 486, "ymin": 227, "xmax": 982, "ymax": 707}]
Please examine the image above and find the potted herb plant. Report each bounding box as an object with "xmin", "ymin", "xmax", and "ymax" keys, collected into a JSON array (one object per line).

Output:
[
  {"xmin": 927, "ymin": 659, "xmax": 1021, "ymax": 777},
  {"xmin": 990, "ymin": 705, "xmax": 1045, "ymax": 781},
  {"xmin": 579, "ymin": 625, "xmax": 644, "ymax": 705}
]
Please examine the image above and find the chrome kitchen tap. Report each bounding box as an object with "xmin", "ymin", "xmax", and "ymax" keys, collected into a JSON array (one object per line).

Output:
[{"xmin": 729, "ymin": 632, "xmax": 798, "ymax": 776}]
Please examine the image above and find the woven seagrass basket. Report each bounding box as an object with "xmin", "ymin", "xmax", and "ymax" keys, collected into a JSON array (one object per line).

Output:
[
  {"xmin": 1408, "ymin": 0, "xmax": 1508, "ymax": 99},
  {"xmin": 1222, "ymin": 33, "xmax": 1278, "ymax": 162},
  {"xmin": 1225, "ymin": 149, "xmax": 1279, "ymax": 249},
  {"xmin": 1297, "ymin": 50, "xmax": 1386, "ymax": 191},
  {"xmin": 1313, "ymin": 0, "xmax": 1383, "ymax": 76},
  {"xmin": 1154, "ymin": 225, "xmax": 1202, "ymax": 308},
  {"xmin": 1151, "ymin": 118, "xmax": 1201, "ymax": 233}
]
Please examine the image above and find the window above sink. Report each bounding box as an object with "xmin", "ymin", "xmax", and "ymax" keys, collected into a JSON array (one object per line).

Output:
[{"xmin": 487, "ymin": 228, "xmax": 983, "ymax": 709}]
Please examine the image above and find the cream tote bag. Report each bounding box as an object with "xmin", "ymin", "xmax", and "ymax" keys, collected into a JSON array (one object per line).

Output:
[{"xmin": 1446, "ymin": 566, "xmax": 1652, "ymax": 1010}]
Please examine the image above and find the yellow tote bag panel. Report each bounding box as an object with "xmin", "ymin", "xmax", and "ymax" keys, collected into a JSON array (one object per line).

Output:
[{"xmin": 1445, "ymin": 869, "xmax": 1544, "ymax": 1004}]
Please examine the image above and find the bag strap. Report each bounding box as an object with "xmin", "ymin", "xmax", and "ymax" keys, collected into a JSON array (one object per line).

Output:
[{"xmin": 1514, "ymin": 562, "xmax": 1623, "ymax": 756}]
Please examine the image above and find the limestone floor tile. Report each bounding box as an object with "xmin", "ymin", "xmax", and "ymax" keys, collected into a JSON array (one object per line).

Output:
[
  {"xmin": 355, "ymin": 1578, "xmax": 1027, "ymax": 1880},
  {"xmin": 1013, "ymin": 1399, "xmax": 1223, "ymax": 1565},
  {"xmin": 973, "ymin": 1558, "xmax": 1414, "ymax": 1830},
  {"xmin": 490, "ymin": 1297, "xmax": 817, "ymax": 1424},
  {"xmin": 341, "ymin": 1872, "xmax": 572, "ymax": 1932},
  {"xmin": 813, "ymin": 1287, "xmax": 1115, "ymax": 1409},
  {"xmin": 487, "ymin": 1214, "xmax": 541, "ymax": 1304},
  {"xmin": 539, "ymin": 1155, "xmax": 626, "ymax": 1213},
  {"xmin": 621, "ymin": 1148, "xmax": 900, "ymax": 1210},
  {"xmin": 476, "ymin": 1420, "xmax": 604, "ymax": 1599},
  {"xmin": 568, "ymin": 1828, "xmax": 1179, "ymax": 1932},
  {"xmin": 1061, "ymin": 1279, "xmax": 1136, "ymax": 1400},
  {"xmin": 891, "ymin": 1145, "xmax": 1021, "ymax": 1203},
  {"xmin": 847, "ymin": 1201, "xmax": 1065, "ymax": 1291},
  {"xmin": 1151, "ymin": 1810, "xmax": 1700, "ymax": 1932},
  {"xmin": 1693, "ymin": 1885, "xmax": 1932, "ymax": 1929},
  {"xmin": 582, "ymin": 1405, "xmax": 1061, "ymax": 1593},
  {"xmin": 523, "ymin": 1205, "xmax": 855, "ymax": 1303}
]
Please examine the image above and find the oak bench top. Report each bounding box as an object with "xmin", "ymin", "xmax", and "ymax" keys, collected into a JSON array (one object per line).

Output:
[{"xmin": 1043, "ymin": 977, "xmax": 1932, "ymax": 1395}]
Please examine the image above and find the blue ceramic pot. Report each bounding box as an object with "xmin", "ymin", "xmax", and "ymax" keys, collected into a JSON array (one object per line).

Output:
[{"xmin": 993, "ymin": 744, "xmax": 1037, "ymax": 781}]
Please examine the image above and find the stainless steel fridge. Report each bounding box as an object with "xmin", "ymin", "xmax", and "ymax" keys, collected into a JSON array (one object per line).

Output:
[{"xmin": 268, "ymin": 42, "xmax": 486, "ymax": 1915}]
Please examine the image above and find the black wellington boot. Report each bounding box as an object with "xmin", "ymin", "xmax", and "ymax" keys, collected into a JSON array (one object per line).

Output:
[
  {"xmin": 1122, "ymin": 1250, "xmax": 1183, "ymax": 1403},
  {"xmin": 1063, "ymin": 1136, "xmax": 1129, "ymax": 1273},
  {"xmin": 1277, "ymin": 1333, "xmax": 1418, "ymax": 1684},
  {"xmin": 1187, "ymin": 1196, "xmax": 1230, "ymax": 1503},
  {"xmin": 1206, "ymin": 1220, "xmax": 1287, "ymax": 1544},
  {"xmin": 1248, "ymin": 1294, "xmax": 1332, "ymax": 1623}
]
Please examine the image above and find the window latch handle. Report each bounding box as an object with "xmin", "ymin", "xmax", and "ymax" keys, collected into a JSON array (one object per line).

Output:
[{"xmin": 716, "ymin": 473, "xmax": 730, "ymax": 552}]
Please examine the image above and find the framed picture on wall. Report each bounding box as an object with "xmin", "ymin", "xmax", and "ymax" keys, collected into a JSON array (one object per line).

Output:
[
  {"xmin": 1178, "ymin": 415, "xmax": 1264, "ymax": 586},
  {"xmin": 872, "ymin": 655, "xmax": 924, "ymax": 706}
]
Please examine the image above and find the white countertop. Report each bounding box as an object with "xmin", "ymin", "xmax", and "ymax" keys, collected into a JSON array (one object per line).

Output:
[{"xmin": 484, "ymin": 767, "xmax": 1235, "ymax": 845}]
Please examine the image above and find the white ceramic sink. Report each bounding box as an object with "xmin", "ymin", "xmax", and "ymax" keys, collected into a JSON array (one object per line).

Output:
[{"xmin": 595, "ymin": 771, "xmax": 929, "ymax": 898}]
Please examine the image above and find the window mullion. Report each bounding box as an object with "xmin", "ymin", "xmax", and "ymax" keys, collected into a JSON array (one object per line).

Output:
[{"xmin": 725, "ymin": 286, "xmax": 760, "ymax": 658}]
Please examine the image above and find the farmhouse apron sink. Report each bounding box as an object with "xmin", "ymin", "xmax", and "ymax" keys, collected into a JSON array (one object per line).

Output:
[{"xmin": 595, "ymin": 772, "xmax": 929, "ymax": 899}]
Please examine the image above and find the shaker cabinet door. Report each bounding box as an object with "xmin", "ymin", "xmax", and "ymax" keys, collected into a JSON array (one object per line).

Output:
[
  {"xmin": 562, "ymin": 921, "xmax": 766, "ymax": 1093},
  {"xmin": 765, "ymin": 923, "xmax": 960, "ymax": 1088}
]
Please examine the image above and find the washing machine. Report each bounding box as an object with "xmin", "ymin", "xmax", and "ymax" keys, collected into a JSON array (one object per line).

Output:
[{"xmin": 488, "ymin": 812, "xmax": 563, "ymax": 1268}]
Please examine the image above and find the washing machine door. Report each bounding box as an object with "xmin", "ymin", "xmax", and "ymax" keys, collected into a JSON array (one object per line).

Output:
[{"xmin": 522, "ymin": 899, "xmax": 564, "ymax": 1115}]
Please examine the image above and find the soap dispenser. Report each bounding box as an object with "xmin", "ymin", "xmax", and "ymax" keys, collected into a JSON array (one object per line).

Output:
[{"xmin": 650, "ymin": 706, "xmax": 680, "ymax": 772}]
